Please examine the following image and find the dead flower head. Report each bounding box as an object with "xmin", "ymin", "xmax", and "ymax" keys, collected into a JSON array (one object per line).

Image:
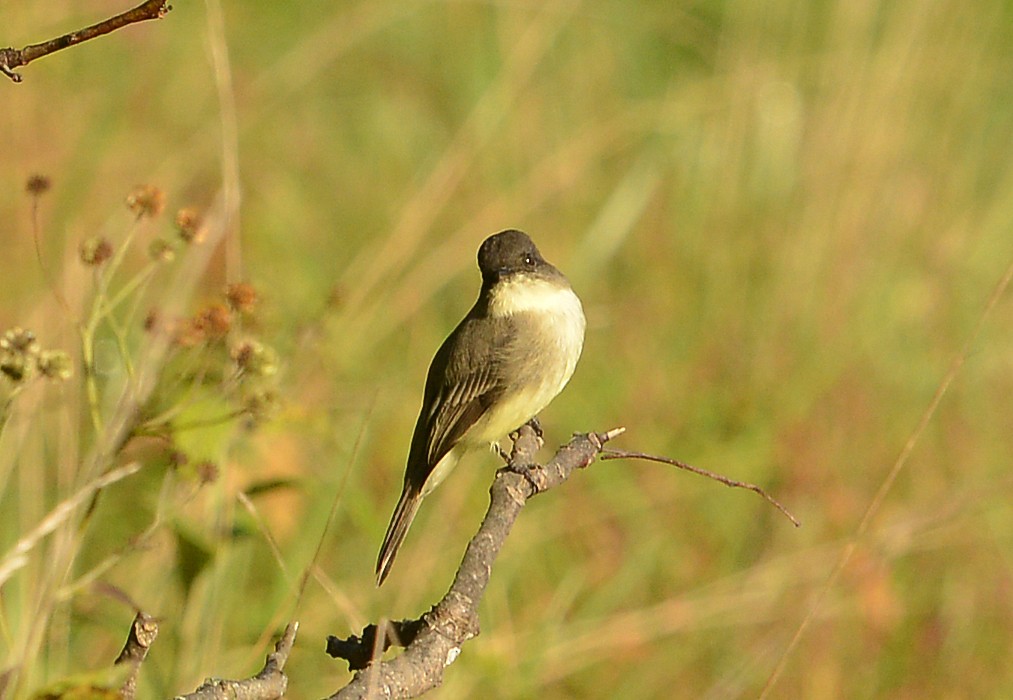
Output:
[
  {"xmin": 231, "ymin": 340, "xmax": 278, "ymax": 377},
  {"xmin": 148, "ymin": 239, "xmax": 176, "ymax": 263},
  {"xmin": 126, "ymin": 185, "xmax": 166, "ymax": 219},
  {"xmin": 38, "ymin": 350, "xmax": 73, "ymax": 380},
  {"xmin": 26, "ymin": 175, "xmax": 52, "ymax": 195},
  {"xmin": 194, "ymin": 303, "xmax": 232, "ymax": 340},
  {"xmin": 0, "ymin": 327, "xmax": 40, "ymax": 383},
  {"xmin": 80, "ymin": 236, "xmax": 114, "ymax": 266},
  {"xmin": 174, "ymin": 208, "xmax": 205, "ymax": 244},
  {"xmin": 225, "ymin": 283, "xmax": 259, "ymax": 314}
]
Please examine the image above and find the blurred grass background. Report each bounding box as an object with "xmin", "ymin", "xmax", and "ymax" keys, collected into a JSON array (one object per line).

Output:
[{"xmin": 2, "ymin": 0, "xmax": 1013, "ymax": 697}]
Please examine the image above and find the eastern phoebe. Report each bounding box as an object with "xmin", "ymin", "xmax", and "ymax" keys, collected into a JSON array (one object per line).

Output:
[{"xmin": 376, "ymin": 229, "xmax": 585, "ymax": 585}]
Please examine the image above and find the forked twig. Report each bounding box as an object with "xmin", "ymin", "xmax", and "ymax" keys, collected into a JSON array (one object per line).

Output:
[
  {"xmin": 326, "ymin": 426, "xmax": 622, "ymax": 699},
  {"xmin": 173, "ymin": 623, "xmax": 297, "ymax": 700},
  {"xmin": 600, "ymin": 448, "xmax": 801, "ymax": 527}
]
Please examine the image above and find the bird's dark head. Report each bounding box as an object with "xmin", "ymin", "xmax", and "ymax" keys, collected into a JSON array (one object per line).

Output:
[{"xmin": 477, "ymin": 229, "xmax": 560, "ymax": 285}]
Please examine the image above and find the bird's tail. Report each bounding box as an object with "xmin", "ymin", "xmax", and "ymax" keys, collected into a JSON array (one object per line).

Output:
[{"xmin": 376, "ymin": 485, "xmax": 423, "ymax": 586}]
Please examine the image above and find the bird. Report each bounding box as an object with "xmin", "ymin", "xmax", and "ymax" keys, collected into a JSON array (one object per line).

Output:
[{"xmin": 376, "ymin": 229, "xmax": 585, "ymax": 585}]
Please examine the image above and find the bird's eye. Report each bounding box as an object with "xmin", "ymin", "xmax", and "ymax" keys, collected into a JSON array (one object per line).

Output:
[{"xmin": 523, "ymin": 253, "xmax": 535, "ymax": 266}]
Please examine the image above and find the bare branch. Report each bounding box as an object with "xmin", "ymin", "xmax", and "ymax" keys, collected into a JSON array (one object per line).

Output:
[
  {"xmin": 326, "ymin": 424, "xmax": 623, "ymax": 699},
  {"xmin": 324, "ymin": 425, "xmax": 796, "ymax": 697},
  {"xmin": 0, "ymin": 0, "xmax": 172, "ymax": 83},
  {"xmin": 160, "ymin": 426, "xmax": 793, "ymax": 698},
  {"xmin": 600, "ymin": 448, "xmax": 801, "ymax": 527},
  {"xmin": 174, "ymin": 623, "xmax": 298, "ymax": 700}
]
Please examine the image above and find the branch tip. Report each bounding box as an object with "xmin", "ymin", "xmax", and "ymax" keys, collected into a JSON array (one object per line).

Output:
[
  {"xmin": 601, "ymin": 448, "xmax": 801, "ymax": 527},
  {"xmin": 602, "ymin": 426, "xmax": 626, "ymax": 441},
  {"xmin": 327, "ymin": 426, "xmax": 797, "ymax": 698}
]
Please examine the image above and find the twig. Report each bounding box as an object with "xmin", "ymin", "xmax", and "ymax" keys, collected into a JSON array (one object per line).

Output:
[
  {"xmin": 115, "ymin": 611, "xmax": 159, "ymax": 700},
  {"xmin": 173, "ymin": 623, "xmax": 298, "ymax": 700},
  {"xmin": 599, "ymin": 449, "xmax": 801, "ymax": 527},
  {"xmin": 0, "ymin": 0, "xmax": 172, "ymax": 83},
  {"xmin": 325, "ymin": 424, "xmax": 625, "ymax": 699}
]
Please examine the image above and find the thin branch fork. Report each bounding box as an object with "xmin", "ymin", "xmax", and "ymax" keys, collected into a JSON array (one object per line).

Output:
[
  {"xmin": 325, "ymin": 425, "xmax": 624, "ymax": 699},
  {"xmin": 173, "ymin": 622, "xmax": 298, "ymax": 700},
  {"xmin": 325, "ymin": 425, "xmax": 798, "ymax": 699},
  {"xmin": 38, "ymin": 428, "xmax": 792, "ymax": 699},
  {"xmin": 0, "ymin": 0, "xmax": 171, "ymax": 83}
]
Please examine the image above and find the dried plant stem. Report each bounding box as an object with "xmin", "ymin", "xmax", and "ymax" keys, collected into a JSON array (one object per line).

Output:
[
  {"xmin": 78, "ymin": 221, "xmax": 146, "ymax": 436},
  {"xmin": 29, "ymin": 194, "xmax": 71, "ymax": 313}
]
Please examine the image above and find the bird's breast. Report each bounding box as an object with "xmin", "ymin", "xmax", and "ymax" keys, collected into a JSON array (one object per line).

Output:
[{"xmin": 468, "ymin": 278, "xmax": 585, "ymax": 444}]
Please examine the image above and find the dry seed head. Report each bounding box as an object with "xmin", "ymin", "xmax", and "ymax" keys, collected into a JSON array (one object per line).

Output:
[
  {"xmin": 26, "ymin": 174, "xmax": 52, "ymax": 195},
  {"xmin": 148, "ymin": 239, "xmax": 176, "ymax": 263},
  {"xmin": 225, "ymin": 282, "xmax": 258, "ymax": 314},
  {"xmin": 38, "ymin": 350, "xmax": 73, "ymax": 380},
  {"xmin": 195, "ymin": 460, "xmax": 219, "ymax": 485},
  {"xmin": 1, "ymin": 327, "xmax": 40, "ymax": 383},
  {"xmin": 231, "ymin": 340, "xmax": 278, "ymax": 377},
  {"xmin": 126, "ymin": 185, "xmax": 166, "ymax": 219},
  {"xmin": 0, "ymin": 356, "xmax": 33, "ymax": 383},
  {"xmin": 80, "ymin": 236, "xmax": 114, "ymax": 266},
  {"xmin": 174, "ymin": 208, "xmax": 205, "ymax": 244},
  {"xmin": 172, "ymin": 318, "xmax": 205, "ymax": 348},
  {"xmin": 143, "ymin": 308, "xmax": 161, "ymax": 334},
  {"xmin": 194, "ymin": 303, "xmax": 232, "ymax": 340},
  {"xmin": 1, "ymin": 327, "xmax": 40, "ymax": 355},
  {"xmin": 242, "ymin": 388, "xmax": 279, "ymax": 424}
]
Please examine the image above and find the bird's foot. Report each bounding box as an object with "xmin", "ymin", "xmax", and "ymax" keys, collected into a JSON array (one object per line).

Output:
[
  {"xmin": 526, "ymin": 416, "xmax": 544, "ymax": 439},
  {"xmin": 508, "ymin": 416, "xmax": 543, "ymax": 443},
  {"xmin": 493, "ymin": 442, "xmax": 510, "ymax": 463}
]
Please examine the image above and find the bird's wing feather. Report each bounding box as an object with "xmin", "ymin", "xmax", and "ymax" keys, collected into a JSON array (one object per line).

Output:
[
  {"xmin": 404, "ymin": 315, "xmax": 510, "ymax": 489},
  {"xmin": 427, "ymin": 364, "xmax": 499, "ymax": 463}
]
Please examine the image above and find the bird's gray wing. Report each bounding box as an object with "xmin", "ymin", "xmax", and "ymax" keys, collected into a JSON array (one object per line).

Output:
[
  {"xmin": 404, "ymin": 315, "xmax": 511, "ymax": 488},
  {"xmin": 426, "ymin": 365, "xmax": 499, "ymax": 463}
]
